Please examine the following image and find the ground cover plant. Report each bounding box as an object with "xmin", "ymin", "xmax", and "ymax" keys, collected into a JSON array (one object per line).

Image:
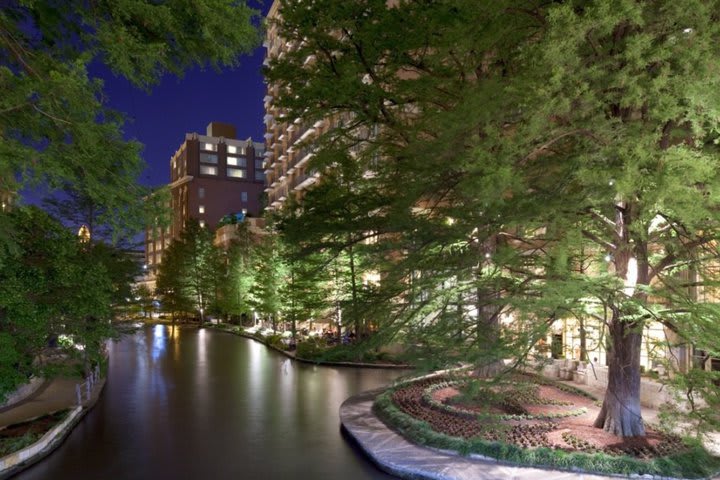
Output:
[
  {"xmin": 0, "ymin": 410, "xmax": 69, "ymax": 457},
  {"xmin": 374, "ymin": 373, "xmax": 720, "ymax": 478}
]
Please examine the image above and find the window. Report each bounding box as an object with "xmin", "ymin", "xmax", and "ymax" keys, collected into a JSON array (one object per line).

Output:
[
  {"xmin": 199, "ymin": 205, "xmax": 205, "ymax": 214},
  {"xmin": 255, "ymin": 171, "xmax": 265, "ymax": 181},
  {"xmin": 198, "ymin": 187, "xmax": 205, "ymax": 199},
  {"xmin": 227, "ymin": 156, "xmax": 247, "ymax": 167},
  {"xmin": 199, "ymin": 220, "xmax": 206, "ymax": 228},
  {"xmin": 254, "ymin": 159, "xmax": 264, "ymax": 169},
  {"xmin": 227, "ymin": 145, "xmax": 246, "ymax": 155},
  {"xmin": 242, "ymin": 208, "xmax": 247, "ymax": 215},
  {"xmin": 241, "ymin": 191, "xmax": 248, "ymax": 202},
  {"xmin": 202, "ymin": 142, "xmax": 217, "ymax": 151},
  {"xmin": 227, "ymin": 168, "xmax": 246, "ymax": 178},
  {"xmin": 200, "ymin": 153, "xmax": 218, "ymax": 164},
  {"xmin": 200, "ymin": 165, "xmax": 218, "ymax": 175}
]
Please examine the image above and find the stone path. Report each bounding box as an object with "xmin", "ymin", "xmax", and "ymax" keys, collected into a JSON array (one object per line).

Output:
[
  {"xmin": 340, "ymin": 390, "xmax": 720, "ymax": 480},
  {"xmin": 0, "ymin": 378, "xmax": 83, "ymax": 428}
]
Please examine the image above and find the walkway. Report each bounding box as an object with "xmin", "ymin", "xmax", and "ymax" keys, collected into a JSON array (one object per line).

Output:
[
  {"xmin": 0, "ymin": 377, "xmax": 92, "ymax": 428},
  {"xmin": 340, "ymin": 389, "xmax": 720, "ymax": 480}
]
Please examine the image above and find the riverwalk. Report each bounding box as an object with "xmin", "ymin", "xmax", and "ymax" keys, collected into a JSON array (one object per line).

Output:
[{"xmin": 0, "ymin": 378, "xmax": 81, "ymax": 428}]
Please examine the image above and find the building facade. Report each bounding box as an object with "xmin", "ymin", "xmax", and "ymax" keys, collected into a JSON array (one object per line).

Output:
[
  {"xmin": 262, "ymin": 1, "xmax": 325, "ymax": 211},
  {"xmin": 144, "ymin": 122, "xmax": 266, "ymax": 282}
]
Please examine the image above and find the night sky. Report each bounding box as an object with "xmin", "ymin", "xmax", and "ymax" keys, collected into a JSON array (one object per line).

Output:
[
  {"xmin": 93, "ymin": 49, "xmax": 266, "ymax": 188},
  {"xmin": 99, "ymin": 0, "xmax": 271, "ymax": 188},
  {"xmin": 24, "ymin": 0, "xmax": 270, "ymax": 204}
]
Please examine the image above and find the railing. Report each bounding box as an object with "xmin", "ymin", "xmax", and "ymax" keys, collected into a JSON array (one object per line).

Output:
[{"xmin": 75, "ymin": 365, "xmax": 101, "ymax": 406}]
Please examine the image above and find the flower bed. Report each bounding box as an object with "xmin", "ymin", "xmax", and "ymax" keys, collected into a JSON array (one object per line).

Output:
[{"xmin": 374, "ymin": 373, "xmax": 720, "ymax": 478}]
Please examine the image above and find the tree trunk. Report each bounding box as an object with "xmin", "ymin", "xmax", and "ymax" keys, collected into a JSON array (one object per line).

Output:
[
  {"xmin": 593, "ymin": 310, "xmax": 645, "ymax": 436},
  {"xmin": 347, "ymin": 242, "xmax": 361, "ymax": 338},
  {"xmin": 474, "ymin": 235, "xmax": 503, "ymax": 378}
]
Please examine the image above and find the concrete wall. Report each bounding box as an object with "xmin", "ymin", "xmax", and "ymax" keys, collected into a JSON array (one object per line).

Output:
[
  {"xmin": 0, "ymin": 407, "xmax": 82, "ymax": 475},
  {"xmin": 0, "ymin": 378, "xmax": 44, "ymax": 410}
]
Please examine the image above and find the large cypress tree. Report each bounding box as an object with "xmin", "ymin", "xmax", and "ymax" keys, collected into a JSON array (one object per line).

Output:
[{"xmin": 268, "ymin": 0, "xmax": 720, "ymax": 437}]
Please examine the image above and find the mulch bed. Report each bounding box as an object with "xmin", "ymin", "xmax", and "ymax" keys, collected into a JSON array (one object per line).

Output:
[
  {"xmin": 390, "ymin": 374, "xmax": 686, "ymax": 458},
  {"xmin": 0, "ymin": 410, "xmax": 69, "ymax": 457}
]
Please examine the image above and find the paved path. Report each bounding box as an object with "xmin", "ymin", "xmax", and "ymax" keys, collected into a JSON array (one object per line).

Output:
[
  {"xmin": 340, "ymin": 390, "xmax": 720, "ymax": 480},
  {"xmin": 0, "ymin": 378, "xmax": 82, "ymax": 428}
]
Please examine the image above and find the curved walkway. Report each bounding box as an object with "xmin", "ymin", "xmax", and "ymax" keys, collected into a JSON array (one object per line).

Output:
[{"xmin": 339, "ymin": 390, "xmax": 719, "ymax": 480}]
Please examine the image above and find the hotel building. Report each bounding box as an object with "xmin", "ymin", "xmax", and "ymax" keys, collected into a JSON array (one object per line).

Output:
[{"xmin": 144, "ymin": 122, "xmax": 265, "ymax": 282}]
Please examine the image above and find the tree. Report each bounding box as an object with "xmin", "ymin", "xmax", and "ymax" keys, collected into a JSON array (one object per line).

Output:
[
  {"xmin": 217, "ymin": 222, "xmax": 259, "ymax": 323},
  {"xmin": 0, "ymin": 207, "xmax": 121, "ymax": 396},
  {"xmin": 281, "ymin": 244, "xmax": 332, "ymax": 340},
  {"xmin": 268, "ymin": 0, "xmax": 720, "ymax": 438},
  {"xmin": 0, "ymin": 0, "xmax": 259, "ymax": 243},
  {"xmin": 155, "ymin": 220, "xmax": 222, "ymax": 324},
  {"xmin": 132, "ymin": 284, "xmax": 155, "ymax": 319},
  {"xmin": 251, "ymin": 235, "xmax": 288, "ymax": 331}
]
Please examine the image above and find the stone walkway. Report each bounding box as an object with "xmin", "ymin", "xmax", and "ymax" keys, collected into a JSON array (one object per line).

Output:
[
  {"xmin": 340, "ymin": 390, "xmax": 720, "ymax": 480},
  {"xmin": 0, "ymin": 377, "xmax": 87, "ymax": 428}
]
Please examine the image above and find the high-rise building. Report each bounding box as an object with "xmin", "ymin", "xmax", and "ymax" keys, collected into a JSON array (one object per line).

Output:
[
  {"xmin": 262, "ymin": 1, "xmax": 325, "ymax": 211},
  {"xmin": 144, "ymin": 122, "xmax": 265, "ymax": 282}
]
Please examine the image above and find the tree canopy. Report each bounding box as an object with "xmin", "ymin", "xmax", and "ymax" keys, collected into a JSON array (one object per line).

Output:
[{"xmin": 268, "ymin": 0, "xmax": 720, "ymax": 437}]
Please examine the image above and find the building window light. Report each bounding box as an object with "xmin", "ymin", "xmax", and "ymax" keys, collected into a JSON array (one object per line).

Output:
[
  {"xmin": 227, "ymin": 168, "xmax": 246, "ymax": 178},
  {"xmin": 199, "ymin": 187, "xmax": 205, "ymax": 199},
  {"xmin": 200, "ymin": 165, "xmax": 218, "ymax": 176},
  {"xmin": 227, "ymin": 156, "xmax": 247, "ymax": 167},
  {"xmin": 203, "ymin": 142, "xmax": 217, "ymax": 151},
  {"xmin": 227, "ymin": 145, "xmax": 245, "ymax": 155},
  {"xmin": 199, "ymin": 205, "xmax": 205, "ymax": 214},
  {"xmin": 241, "ymin": 192, "xmax": 248, "ymax": 202},
  {"xmin": 199, "ymin": 220, "xmax": 206, "ymax": 228}
]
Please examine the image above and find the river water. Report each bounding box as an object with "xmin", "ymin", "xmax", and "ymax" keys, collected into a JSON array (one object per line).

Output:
[{"xmin": 15, "ymin": 325, "xmax": 405, "ymax": 479}]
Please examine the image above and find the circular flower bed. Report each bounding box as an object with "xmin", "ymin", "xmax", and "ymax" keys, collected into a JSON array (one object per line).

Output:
[{"xmin": 373, "ymin": 372, "xmax": 720, "ymax": 478}]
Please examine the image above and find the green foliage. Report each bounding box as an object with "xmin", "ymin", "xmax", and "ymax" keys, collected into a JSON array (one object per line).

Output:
[
  {"xmin": 216, "ymin": 222, "xmax": 259, "ymax": 322},
  {"xmin": 0, "ymin": 207, "xmax": 121, "ymax": 396},
  {"xmin": 0, "ymin": 409, "xmax": 70, "ymax": 456},
  {"xmin": 251, "ymin": 235, "xmax": 288, "ymax": 327},
  {"xmin": 269, "ymin": 0, "xmax": 720, "ymax": 435},
  {"xmin": 0, "ymin": 0, "xmax": 259, "ymax": 244},
  {"xmin": 155, "ymin": 220, "xmax": 222, "ymax": 322}
]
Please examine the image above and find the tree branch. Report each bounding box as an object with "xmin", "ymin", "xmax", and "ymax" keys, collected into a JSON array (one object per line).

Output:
[{"xmin": 581, "ymin": 229, "xmax": 616, "ymax": 251}]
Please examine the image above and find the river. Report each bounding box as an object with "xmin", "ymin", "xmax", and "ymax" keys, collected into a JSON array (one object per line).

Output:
[{"xmin": 15, "ymin": 325, "xmax": 405, "ymax": 479}]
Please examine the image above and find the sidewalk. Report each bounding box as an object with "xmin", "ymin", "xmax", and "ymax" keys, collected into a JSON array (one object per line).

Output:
[{"xmin": 0, "ymin": 377, "xmax": 94, "ymax": 428}]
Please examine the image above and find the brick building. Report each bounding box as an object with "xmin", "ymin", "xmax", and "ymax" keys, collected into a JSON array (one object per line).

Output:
[{"xmin": 144, "ymin": 122, "xmax": 265, "ymax": 283}]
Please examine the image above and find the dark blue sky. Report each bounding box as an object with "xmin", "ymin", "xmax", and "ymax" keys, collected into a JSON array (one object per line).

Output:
[
  {"xmin": 103, "ymin": 0, "xmax": 270, "ymax": 187},
  {"xmin": 22, "ymin": 1, "xmax": 271, "ymax": 205}
]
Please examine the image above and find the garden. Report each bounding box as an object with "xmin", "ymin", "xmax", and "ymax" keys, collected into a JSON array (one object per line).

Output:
[{"xmin": 374, "ymin": 372, "xmax": 720, "ymax": 478}]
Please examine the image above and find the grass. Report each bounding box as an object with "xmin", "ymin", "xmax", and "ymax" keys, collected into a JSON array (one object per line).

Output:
[{"xmin": 373, "ymin": 386, "xmax": 720, "ymax": 479}]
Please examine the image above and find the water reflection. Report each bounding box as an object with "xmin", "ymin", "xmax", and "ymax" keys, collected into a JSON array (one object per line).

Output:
[{"xmin": 15, "ymin": 326, "xmax": 404, "ymax": 480}]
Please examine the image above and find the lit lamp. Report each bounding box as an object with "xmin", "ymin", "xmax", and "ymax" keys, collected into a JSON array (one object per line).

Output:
[{"xmin": 77, "ymin": 225, "xmax": 91, "ymax": 243}]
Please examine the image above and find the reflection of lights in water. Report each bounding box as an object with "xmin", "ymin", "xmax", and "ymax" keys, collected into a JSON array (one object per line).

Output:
[
  {"xmin": 169, "ymin": 325, "xmax": 180, "ymax": 360},
  {"xmin": 152, "ymin": 324, "xmax": 166, "ymax": 361},
  {"xmin": 197, "ymin": 328, "xmax": 208, "ymax": 370}
]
